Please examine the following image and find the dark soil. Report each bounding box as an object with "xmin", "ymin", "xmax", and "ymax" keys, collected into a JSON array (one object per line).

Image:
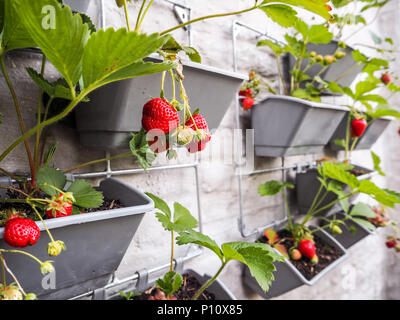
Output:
[
  {"xmin": 349, "ymin": 168, "xmax": 371, "ymax": 177},
  {"xmin": 260, "ymin": 230, "xmax": 344, "ymax": 281},
  {"xmin": 132, "ymin": 273, "xmax": 216, "ymax": 301},
  {"xmin": 0, "ymin": 188, "xmax": 124, "ymax": 225}
]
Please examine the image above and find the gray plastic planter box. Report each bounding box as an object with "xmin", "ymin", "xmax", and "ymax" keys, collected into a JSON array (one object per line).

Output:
[
  {"xmin": 75, "ymin": 54, "xmax": 247, "ymax": 151},
  {"xmin": 296, "ymin": 164, "xmax": 377, "ymax": 216},
  {"xmin": 64, "ymin": 0, "xmax": 90, "ymax": 13},
  {"xmin": 243, "ymin": 226, "xmax": 347, "ymax": 299},
  {"xmin": 251, "ymin": 95, "xmax": 348, "ymax": 157},
  {"xmin": 109, "ymin": 269, "xmax": 236, "ymax": 300},
  {"xmin": 328, "ymin": 114, "xmax": 393, "ymax": 151},
  {"xmin": 0, "ymin": 177, "xmax": 154, "ymax": 300},
  {"xmin": 319, "ymin": 211, "xmax": 373, "ymax": 249},
  {"xmin": 285, "ymin": 40, "xmax": 362, "ymax": 91}
]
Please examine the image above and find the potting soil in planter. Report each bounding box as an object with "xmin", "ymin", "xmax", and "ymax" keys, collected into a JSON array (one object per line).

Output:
[
  {"xmin": 132, "ymin": 272, "xmax": 216, "ymax": 301},
  {"xmin": 260, "ymin": 230, "xmax": 344, "ymax": 281}
]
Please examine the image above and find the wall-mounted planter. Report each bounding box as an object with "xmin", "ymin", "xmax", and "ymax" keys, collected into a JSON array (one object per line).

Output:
[
  {"xmin": 75, "ymin": 54, "xmax": 247, "ymax": 151},
  {"xmin": 64, "ymin": 0, "xmax": 90, "ymax": 13},
  {"xmin": 251, "ymin": 95, "xmax": 348, "ymax": 157},
  {"xmin": 284, "ymin": 40, "xmax": 362, "ymax": 91},
  {"xmin": 296, "ymin": 164, "xmax": 377, "ymax": 216},
  {"xmin": 319, "ymin": 211, "xmax": 373, "ymax": 249},
  {"xmin": 328, "ymin": 114, "xmax": 393, "ymax": 151},
  {"xmin": 243, "ymin": 226, "xmax": 347, "ymax": 299},
  {"xmin": 109, "ymin": 269, "xmax": 236, "ymax": 300},
  {"xmin": 0, "ymin": 177, "xmax": 154, "ymax": 300}
]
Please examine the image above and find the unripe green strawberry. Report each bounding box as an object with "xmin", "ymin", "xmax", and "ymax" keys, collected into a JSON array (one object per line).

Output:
[
  {"xmin": 331, "ymin": 225, "xmax": 342, "ymax": 235},
  {"xmin": 310, "ymin": 51, "xmax": 317, "ymax": 57},
  {"xmin": 311, "ymin": 255, "xmax": 319, "ymax": 265},
  {"xmin": 116, "ymin": 0, "xmax": 126, "ymax": 7},
  {"xmin": 316, "ymin": 55, "xmax": 324, "ymax": 62},
  {"xmin": 335, "ymin": 51, "xmax": 346, "ymax": 59},
  {"xmin": 338, "ymin": 41, "xmax": 346, "ymax": 49},
  {"xmin": 290, "ymin": 248, "xmax": 302, "ymax": 261},
  {"xmin": 41, "ymin": 261, "xmax": 55, "ymax": 275},
  {"xmin": 176, "ymin": 126, "xmax": 196, "ymax": 146},
  {"xmin": 324, "ymin": 55, "xmax": 336, "ymax": 65},
  {"xmin": 48, "ymin": 240, "xmax": 66, "ymax": 257},
  {"xmin": 24, "ymin": 293, "xmax": 37, "ymax": 300}
]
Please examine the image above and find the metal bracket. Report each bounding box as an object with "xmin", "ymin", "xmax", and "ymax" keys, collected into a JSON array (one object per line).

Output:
[
  {"xmin": 92, "ymin": 288, "xmax": 107, "ymax": 300},
  {"xmin": 136, "ymin": 269, "xmax": 150, "ymax": 293},
  {"xmin": 174, "ymin": 257, "xmax": 185, "ymax": 274},
  {"xmin": 173, "ymin": 5, "xmax": 189, "ymax": 31}
]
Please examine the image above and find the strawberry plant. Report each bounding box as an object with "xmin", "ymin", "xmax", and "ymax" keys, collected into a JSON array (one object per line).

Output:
[
  {"xmin": 127, "ymin": 193, "xmax": 284, "ymax": 299},
  {"xmin": 0, "ymin": 0, "xmax": 332, "ymax": 299},
  {"xmin": 259, "ymin": 161, "xmax": 400, "ymax": 265},
  {"xmin": 239, "ymin": 71, "xmax": 261, "ymax": 110}
]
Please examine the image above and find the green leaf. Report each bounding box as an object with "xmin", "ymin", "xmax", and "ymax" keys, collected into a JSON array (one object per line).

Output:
[
  {"xmin": 351, "ymin": 217, "xmax": 376, "ymax": 231},
  {"xmin": 358, "ymin": 94, "xmax": 387, "ymax": 104},
  {"xmin": 350, "ymin": 202, "xmax": 376, "ymax": 218},
  {"xmin": 155, "ymin": 271, "xmax": 182, "ymax": 296},
  {"xmin": 258, "ymin": 180, "xmax": 293, "ymax": 196},
  {"xmin": 172, "ymin": 202, "xmax": 198, "ymax": 232},
  {"xmin": 82, "ymin": 28, "xmax": 170, "ymax": 89},
  {"xmin": 352, "ymin": 50, "xmax": 368, "ymax": 64},
  {"xmin": 145, "ymin": 193, "xmax": 171, "ymax": 219},
  {"xmin": 354, "ymin": 79, "xmax": 379, "ymax": 99},
  {"xmin": 67, "ymin": 180, "xmax": 103, "ymax": 208},
  {"xmin": 322, "ymin": 162, "xmax": 360, "ymax": 190},
  {"xmin": 371, "ymin": 151, "xmax": 385, "ymax": 176},
  {"xmin": 36, "ymin": 166, "xmax": 67, "ymax": 196},
  {"xmin": 1, "ymin": 0, "xmax": 35, "ymax": 52},
  {"xmin": 368, "ymin": 104, "xmax": 400, "ymax": 119},
  {"xmin": 43, "ymin": 142, "xmax": 58, "ymax": 167},
  {"xmin": 14, "ymin": 0, "xmax": 90, "ymax": 89},
  {"xmin": 176, "ymin": 229, "xmax": 224, "ymax": 262},
  {"xmin": 331, "ymin": 0, "xmax": 353, "ymax": 8},
  {"xmin": 26, "ymin": 68, "xmax": 74, "ymax": 100},
  {"xmin": 155, "ymin": 271, "xmax": 183, "ymax": 297},
  {"xmin": 257, "ymin": 39, "xmax": 286, "ymax": 56},
  {"xmin": 260, "ymin": 0, "xmax": 333, "ymax": 20},
  {"xmin": 129, "ymin": 129, "xmax": 157, "ymax": 170},
  {"xmin": 307, "ymin": 24, "xmax": 333, "ymax": 44},
  {"xmin": 222, "ymin": 242, "xmax": 284, "ymax": 293},
  {"xmin": 259, "ymin": 4, "xmax": 299, "ymax": 28},
  {"xmin": 358, "ymin": 180, "xmax": 400, "ymax": 207},
  {"xmin": 183, "ymin": 46, "xmax": 201, "ymax": 63}
]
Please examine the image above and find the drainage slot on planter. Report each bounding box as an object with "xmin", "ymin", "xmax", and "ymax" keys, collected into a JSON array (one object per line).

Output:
[
  {"xmin": 296, "ymin": 164, "xmax": 377, "ymax": 216},
  {"xmin": 284, "ymin": 40, "xmax": 362, "ymax": 92},
  {"xmin": 251, "ymin": 95, "xmax": 348, "ymax": 157},
  {"xmin": 0, "ymin": 177, "xmax": 154, "ymax": 300},
  {"xmin": 243, "ymin": 226, "xmax": 347, "ymax": 299},
  {"xmin": 75, "ymin": 54, "xmax": 247, "ymax": 151},
  {"xmin": 328, "ymin": 114, "xmax": 393, "ymax": 151}
]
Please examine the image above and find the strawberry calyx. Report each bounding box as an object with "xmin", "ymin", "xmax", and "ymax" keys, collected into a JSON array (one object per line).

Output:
[{"xmin": 45, "ymin": 193, "xmax": 75, "ymax": 218}]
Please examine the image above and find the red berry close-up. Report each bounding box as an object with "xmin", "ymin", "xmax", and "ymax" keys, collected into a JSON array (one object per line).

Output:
[
  {"xmin": 381, "ymin": 73, "xmax": 391, "ymax": 85},
  {"xmin": 351, "ymin": 119, "xmax": 367, "ymax": 138},
  {"xmin": 4, "ymin": 217, "xmax": 40, "ymax": 248},
  {"xmin": 298, "ymin": 239, "xmax": 316, "ymax": 259},
  {"xmin": 242, "ymin": 96, "xmax": 255, "ymax": 110},
  {"xmin": 386, "ymin": 238, "xmax": 398, "ymax": 249},
  {"xmin": 142, "ymin": 98, "xmax": 179, "ymax": 134},
  {"xmin": 185, "ymin": 114, "xmax": 211, "ymax": 153}
]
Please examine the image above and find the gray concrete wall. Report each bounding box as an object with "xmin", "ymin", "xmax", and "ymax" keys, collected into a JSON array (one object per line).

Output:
[{"xmin": 0, "ymin": 0, "xmax": 399, "ymax": 299}]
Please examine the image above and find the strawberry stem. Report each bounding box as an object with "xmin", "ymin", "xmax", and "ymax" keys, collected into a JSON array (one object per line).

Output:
[{"xmin": 29, "ymin": 204, "xmax": 56, "ymax": 243}]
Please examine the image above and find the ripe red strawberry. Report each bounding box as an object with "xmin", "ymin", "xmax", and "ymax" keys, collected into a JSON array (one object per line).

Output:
[
  {"xmin": 146, "ymin": 129, "xmax": 170, "ymax": 154},
  {"xmin": 242, "ymin": 96, "xmax": 255, "ymax": 110},
  {"xmin": 386, "ymin": 238, "xmax": 398, "ymax": 249},
  {"xmin": 4, "ymin": 217, "xmax": 40, "ymax": 248},
  {"xmin": 381, "ymin": 74, "xmax": 391, "ymax": 85},
  {"xmin": 142, "ymin": 98, "xmax": 179, "ymax": 134},
  {"xmin": 239, "ymin": 88, "xmax": 253, "ymax": 97},
  {"xmin": 351, "ymin": 119, "xmax": 367, "ymax": 138},
  {"xmin": 185, "ymin": 114, "xmax": 211, "ymax": 153},
  {"xmin": 45, "ymin": 193, "xmax": 73, "ymax": 219},
  {"xmin": 298, "ymin": 239, "xmax": 316, "ymax": 259}
]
